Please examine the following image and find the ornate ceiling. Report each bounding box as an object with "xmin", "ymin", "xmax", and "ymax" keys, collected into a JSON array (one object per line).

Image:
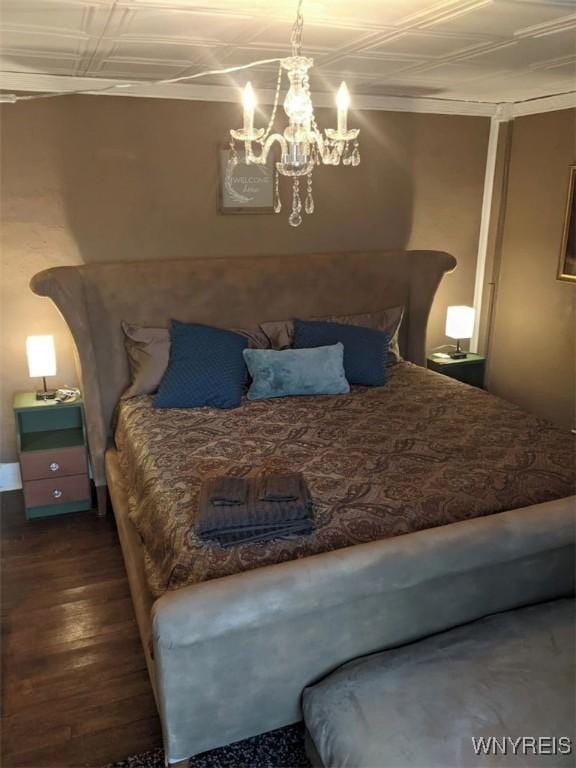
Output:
[{"xmin": 1, "ymin": 0, "xmax": 574, "ymax": 104}]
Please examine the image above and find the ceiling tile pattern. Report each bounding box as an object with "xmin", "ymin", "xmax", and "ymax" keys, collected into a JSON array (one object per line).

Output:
[{"xmin": 0, "ymin": 0, "xmax": 574, "ymax": 103}]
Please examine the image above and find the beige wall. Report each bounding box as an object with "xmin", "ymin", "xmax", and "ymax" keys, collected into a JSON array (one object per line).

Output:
[
  {"xmin": 487, "ymin": 108, "xmax": 575, "ymax": 430},
  {"xmin": 0, "ymin": 95, "xmax": 489, "ymax": 462}
]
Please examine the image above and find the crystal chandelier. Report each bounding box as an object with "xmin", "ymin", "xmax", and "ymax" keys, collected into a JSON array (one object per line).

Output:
[{"xmin": 229, "ymin": 0, "xmax": 360, "ymax": 227}]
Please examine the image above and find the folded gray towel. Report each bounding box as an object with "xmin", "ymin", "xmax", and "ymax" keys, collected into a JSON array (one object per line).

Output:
[
  {"xmin": 206, "ymin": 476, "xmax": 249, "ymax": 507},
  {"xmin": 208, "ymin": 519, "xmax": 315, "ymax": 548},
  {"xmin": 258, "ymin": 472, "xmax": 302, "ymax": 502},
  {"xmin": 196, "ymin": 472, "xmax": 314, "ymax": 546}
]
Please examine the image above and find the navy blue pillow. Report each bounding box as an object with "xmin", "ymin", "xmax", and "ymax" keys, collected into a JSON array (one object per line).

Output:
[
  {"xmin": 293, "ymin": 319, "xmax": 389, "ymax": 386},
  {"xmin": 154, "ymin": 321, "xmax": 248, "ymax": 409}
]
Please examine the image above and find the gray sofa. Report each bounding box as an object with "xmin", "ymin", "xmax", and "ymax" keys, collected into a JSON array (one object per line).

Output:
[{"xmin": 304, "ymin": 598, "xmax": 575, "ymax": 768}]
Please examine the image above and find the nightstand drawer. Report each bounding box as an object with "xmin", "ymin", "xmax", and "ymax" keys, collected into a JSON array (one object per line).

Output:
[
  {"xmin": 20, "ymin": 445, "xmax": 87, "ymax": 482},
  {"xmin": 23, "ymin": 474, "xmax": 90, "ymax": 509}
]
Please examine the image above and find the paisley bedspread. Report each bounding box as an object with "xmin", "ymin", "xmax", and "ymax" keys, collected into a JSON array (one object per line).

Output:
[{"xmin": 114, "ymin": 362, "xmax": 575, "ymax": 597}]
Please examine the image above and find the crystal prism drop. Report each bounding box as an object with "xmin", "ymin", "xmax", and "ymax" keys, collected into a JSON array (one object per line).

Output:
[
  {"xmin": 229, "ymin": 140, "xmax": 238, "ymax": 169},
  {"xmin": 296, "ymin": 195, "xmax": 302, "ymax": 213},
  {"xmin": 289, "ymin": 211, "xmax": 303, "ymax": 227},
  {"xmin": 305, "ymin": 193, "xmax": 314, "ymax": 214},
  {"xmin": 343, "ymin": 153, "xmax": 352, "ymax": 166},
  {"xmin": 351, "ymin": 148, "xmax": 361, "ymax": 166},
  {"xmin": 274, "ymin": 173, "xmax": 282, "ymax": 213}
]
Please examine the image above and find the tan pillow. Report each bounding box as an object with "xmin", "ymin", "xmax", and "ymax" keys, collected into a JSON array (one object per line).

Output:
[
  {"xmin": 260, "ymin": 306, "xmax": 404, "ymax": 364},
  {"xmin": 121, "ymin": 321, "xmax": 269, "ymax": 399},
  {"xmin": 122, "ymin": 322, "xmax": 170, "ymax": 398}
]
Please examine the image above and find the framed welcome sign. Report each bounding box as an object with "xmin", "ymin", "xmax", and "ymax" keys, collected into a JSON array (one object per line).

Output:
[
  {"xmin": 558, "ymin": 164, "xmax": 576, "ymax": 283},
  {"xmin": 218, "ymin": 146, "xmax": 274, "ymax": 215}
]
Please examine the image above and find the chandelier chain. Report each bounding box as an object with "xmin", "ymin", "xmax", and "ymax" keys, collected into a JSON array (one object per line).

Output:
[
  {"xmin": 290, "ymin": 0, "xmax": 305, "ymax": 57},
  {"xmin": 260, "ymin": 62, "xmax": 283, "ymax": 143}
]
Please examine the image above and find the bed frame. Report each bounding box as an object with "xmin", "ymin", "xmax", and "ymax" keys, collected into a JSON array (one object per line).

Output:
[{"xmin": 31, "ymin": 251, "xmax": 576, "ymax": 765}]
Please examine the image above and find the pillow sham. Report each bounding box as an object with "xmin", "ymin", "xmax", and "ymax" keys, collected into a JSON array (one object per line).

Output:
[
  {"xmin": 293, "ymin": 319, "xmax": 389, "ymax": 387},
  {"xmin": 122, "ymin": 322, "xmax": 171, "ymax": 398},
  {"xmin": 260, "ymin": 305, "xmax": 404, "ymax": 364},
  {"xmin": 122, "ymin": 321, "xmax": 268, "ymax": 398},
  {"xmin": 154, "ymin": 321, "xmax": 248, "ymax": 409},
  {"xmin": 243, "ymin": 344, "xmax": 350, "ymax": 401}
]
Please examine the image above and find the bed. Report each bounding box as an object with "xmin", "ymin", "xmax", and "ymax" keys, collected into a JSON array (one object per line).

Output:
[
  {"xmin": 31, "ymin": 250, "xmax": 576, "ymax": 766},
  {"xmin": 115, "ymin": 363, "xmax": 573, "ymax": 598}
]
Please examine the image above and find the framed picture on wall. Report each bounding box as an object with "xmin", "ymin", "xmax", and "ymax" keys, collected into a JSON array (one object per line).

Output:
[
  {"xmin": 558, "ymin": 164, "xmax": 576, "ymax": 283},
  {"xmin": 218, "ymin": 146, "xmax": 274, "ymax": 214}
]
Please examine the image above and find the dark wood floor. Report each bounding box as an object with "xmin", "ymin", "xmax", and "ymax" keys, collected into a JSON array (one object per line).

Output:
[{"xmin": 1, "ymin": 490, "xmax": 162, "ymax": 767}]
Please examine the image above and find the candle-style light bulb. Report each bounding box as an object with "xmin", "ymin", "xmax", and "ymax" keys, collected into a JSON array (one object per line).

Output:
[
  {"xmin": 336, "ymin": 81, "xmax": 350, "ymax": 134},
  {"xmin": 242, "ymin": 81, "xmax": 256, "ymax": 133}
]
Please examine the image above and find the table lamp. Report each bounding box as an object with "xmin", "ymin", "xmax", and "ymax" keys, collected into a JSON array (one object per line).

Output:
[
  {"xmin": 26, "ymin": 335, "xmax": 57, "ymax": 400},
  {"xmin": 445, "ymin": 306, "xmax": 475, "ymax": 359}
]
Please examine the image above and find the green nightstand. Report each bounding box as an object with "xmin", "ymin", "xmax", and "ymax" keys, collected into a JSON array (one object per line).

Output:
[
  {"xmin": 14, "ymin": 393, "xmax": 93, "ymax": 519},
  {"xmin": 427, "ymin": 353, "xmax": 486, "ymax": 389}
]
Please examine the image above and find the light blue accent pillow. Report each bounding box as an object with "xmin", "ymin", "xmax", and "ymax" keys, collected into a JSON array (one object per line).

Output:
[{"xmin": 243, "ymin": 343, "xmax": 350, "ymax": 401}]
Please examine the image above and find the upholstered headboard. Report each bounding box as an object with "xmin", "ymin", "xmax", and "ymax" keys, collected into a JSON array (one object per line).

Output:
[{"xmin": 31, "ymin": 250, "xmax": 456, "ymax": 488}]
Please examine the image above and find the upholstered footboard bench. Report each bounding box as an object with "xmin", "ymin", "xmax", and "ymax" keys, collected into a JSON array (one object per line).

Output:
[{"xmin": 303, "ymin": 599, "xmax": 575, "ymax": 768}]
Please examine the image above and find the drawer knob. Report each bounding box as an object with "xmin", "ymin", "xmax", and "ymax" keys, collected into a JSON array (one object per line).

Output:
[
  {"xmin": 52, "ymin": 489, "xmax": 63, "ymax": 499},
  {"xmin": 49, "ymin": 462, "xmax": 60, "ymax": 472}
]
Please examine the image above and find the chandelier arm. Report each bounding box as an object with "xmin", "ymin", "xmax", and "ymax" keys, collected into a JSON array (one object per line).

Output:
[
  {"xmin": 246, "ymin": 133, "xmax": 287, "ymax": 165},
  {"xmin": 312, "ymin": 129, "xmax": 326, "ymax": 158}
]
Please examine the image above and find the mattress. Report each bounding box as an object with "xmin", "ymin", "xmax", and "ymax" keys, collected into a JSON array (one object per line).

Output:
[{"xmin": 114, "ymin": 363, "xmax": 575, "ymax": 597}]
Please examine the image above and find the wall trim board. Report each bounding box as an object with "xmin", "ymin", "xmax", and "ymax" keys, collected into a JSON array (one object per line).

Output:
[
  {"xmin": 511, "ymin": 91, "xmax": 576, "ymax": 118},
  {"xmin": 482, "ymin": 122, "xmax": 514, "ymax": 374},
  {"xmin": 471, "ymin": 115, "xmax": 504, "ymax": 352},
  {"xmin": 470, "ymin": 92, "xmax": 576, "ymax": 352},
  {"xmin": 4, "ymin": 73, "xmax": 575, "ymax": 117},
  {"xmin": 1, "ymin": 71, "xmax": 495, "ymax": 116},
  {"xmin": 0, "ymin": 463, "xmax": 22, "ymax": 493}
]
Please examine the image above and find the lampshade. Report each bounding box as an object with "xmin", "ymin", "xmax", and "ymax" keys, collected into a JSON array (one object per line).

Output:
[
  {"xmin": 445, "ymin": 306, "xmax": 475, "ymax": 340},
  {"xmin": 26, "ymin": 335, "xmax": 57, "ymax": 378}
]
